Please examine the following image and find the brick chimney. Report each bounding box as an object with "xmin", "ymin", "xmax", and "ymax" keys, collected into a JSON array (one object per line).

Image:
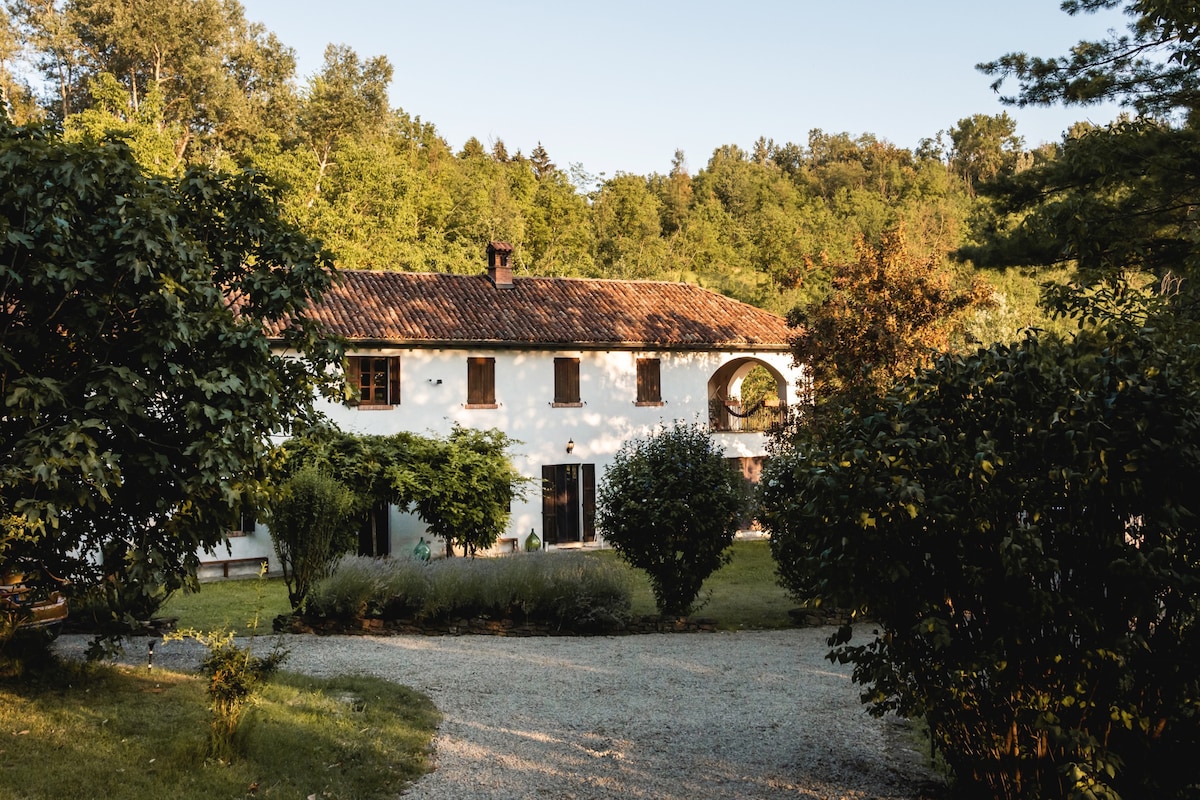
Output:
[{"xmin": 486, "ymin": 241, "xmax": 514, "ymax": 289}]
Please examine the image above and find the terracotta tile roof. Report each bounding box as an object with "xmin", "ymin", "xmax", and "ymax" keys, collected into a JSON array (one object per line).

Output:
[{"xmin": 286, "ymin": 271, "xmax": 793, "ymax": 350}]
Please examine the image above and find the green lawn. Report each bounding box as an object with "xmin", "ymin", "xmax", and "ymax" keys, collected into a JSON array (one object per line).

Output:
[
  {"xmin": 589, "ymin": 539, "xmax": 797, "ymax": 629},
  {"xmin": 163, "ymin": 539, "xmax": 796, "ymax": 633},
  {"xmin": 0, "ymin": 663, "xmax": 439, "ymax": 800},
  {"xmin": 162, "ymin": 576, "xmax": 293, "ymax": 634}
]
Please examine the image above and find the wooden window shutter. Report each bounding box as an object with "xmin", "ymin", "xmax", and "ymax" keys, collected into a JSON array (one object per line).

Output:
[
  {"xmin": 541, "ymin": 465, "xmax": 559, "ymax": 545},
  {"xmin": 636, "ymin": 358, "xmax": 661, "ymax": 403},
  {"xmin": 582, "ymin": 463, "xmax": 596, "ymax": 542},
  {"xmin": 345, "ymin": 357, "xmax": 362, "ymax": 404},
  {"xmin": 468, "ymin": 357, "xmax": 495, "ymax": 405},
  {"xmin": 554, "ymin": 357, "xmax": 580, "ymax": 404},
  {"xmin": 388, "ymin": 356, "xmax": 401, "ymax": 404}
]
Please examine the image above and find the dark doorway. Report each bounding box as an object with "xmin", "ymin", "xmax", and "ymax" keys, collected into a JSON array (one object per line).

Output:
[
  {"xmin": 357, "ymin": 501, "xmax": 390, "ymax": 557},
  {"xmin": 541, "ymin": 464, "xmax": 596, "ymax": 545}
]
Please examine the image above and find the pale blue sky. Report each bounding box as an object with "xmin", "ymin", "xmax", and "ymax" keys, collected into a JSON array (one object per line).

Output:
[{"xmin": 239, "ymin": 0, "xmax": 1128, "ymax": 179}]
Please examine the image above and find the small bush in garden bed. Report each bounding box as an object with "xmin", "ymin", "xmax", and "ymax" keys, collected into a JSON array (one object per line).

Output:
[{"xmin": 305, "ymin": 552, "xmax": 634, "ymax": 632}]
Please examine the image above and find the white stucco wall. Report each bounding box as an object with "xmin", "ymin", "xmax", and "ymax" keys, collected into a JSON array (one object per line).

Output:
[
  {"xmin": 211, "ymin": 345, "xmax": 802, "ymax": 570},
  {"xmin": 328, "ymin": 346, "xmax": 801, "ymax": 554}
]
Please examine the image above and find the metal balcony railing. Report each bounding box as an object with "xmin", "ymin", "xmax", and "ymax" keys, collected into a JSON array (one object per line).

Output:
[{"xmin": 709, "ymin": 399, "xmax": 785, "ymax": 433}]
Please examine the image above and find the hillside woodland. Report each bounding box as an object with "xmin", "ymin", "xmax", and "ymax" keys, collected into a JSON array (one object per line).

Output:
[{"xmin": 2, "ymin": 0, "xmax": 1077, "ymax": 344}]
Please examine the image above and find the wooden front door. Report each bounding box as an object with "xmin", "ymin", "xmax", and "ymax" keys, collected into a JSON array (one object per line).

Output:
[{"xmin": 542, "ymin": 464, "xmax": 596, "ymax": 545}]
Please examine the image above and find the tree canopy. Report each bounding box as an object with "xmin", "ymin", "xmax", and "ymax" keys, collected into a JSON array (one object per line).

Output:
[
  {"xmin": 787, "ymin": 225, "xmax": 993, "ymax": 421},
  {"xmin": 0, "ymin": 115, "xmax": 342, "ymax": 628},
  {"xmin": 966, "ymin": 0, "xmax": 1200, "ymax": 301}
]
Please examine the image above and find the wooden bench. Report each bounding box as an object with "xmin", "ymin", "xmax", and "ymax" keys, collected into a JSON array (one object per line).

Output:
[
  {"xmin": 199, "ymin": 556, "xmax": 268, "ymax": 579},
  {"xmin": 497, "ymin": 537, "xmax": 519, "ymax": 553}
]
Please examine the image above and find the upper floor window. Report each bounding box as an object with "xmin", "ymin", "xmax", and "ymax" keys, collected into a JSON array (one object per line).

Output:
[
  {"xmin": 467, "ymin": 357, "xmax": 496, "ymax": 407},
  {"xmin": 347, "ymin": 356, "xmax": 400, "ymax": 406},
  {"xmin": 554, "ymin": 357, "xmax": 581, "ymax": 405},
  {"xmin": 636, "ymin": 357, "xmax": 662, "ymax": 405}
]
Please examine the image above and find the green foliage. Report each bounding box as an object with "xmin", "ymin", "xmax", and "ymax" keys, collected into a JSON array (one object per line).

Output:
[
  {"xmin": 277, "ymin": 425, "xmax": 528, "ymax": 559},
  {"xmin": 595, "ymin": 422, "xmax": 746, "ymax": 617},
  {"xmin": 5, "ymin": 1, "xmax": 996, "ymax": 317},
  {"xmin": 165, "ymin": 626, "xmax": 288, "ymax": 761},
  {"xmin": 164, "ymin": 567, "xmax": 288, "ymax": 761},
  {"xmin": 307, "ymin": 552, "xmax": 634, "ymax": 632},
  {"xmin": 8, "ymin": 0, "xmax": 297, "ymax": 161},
  {"xmin": 788, "ymin": 225, "xmax": 994, "ymax": 424},
  {"xmin": 266, "ymin": 467, "xmax": 357, "ymax": 610},
  {"xmin": 761, "ymin": 313, "xmax": 1200, "ymax": 799},
  {"xmin": 968, "ymin": 2, "xmax": 1200, "ymax": 295},
  {"xmin": 393, "ymin": 426, "xmax": 529, "ymax": 557},
  {"xmin": 947, "ymin": 112, "xmax": 1024, "ymax": 192},
  {"xmin": 0, "ymin": 118, "xmax": 342, "ymax": 636}
]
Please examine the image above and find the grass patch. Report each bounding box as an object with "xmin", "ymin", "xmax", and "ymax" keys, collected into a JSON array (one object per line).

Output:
[
  {"xmin": 589, "ymin": 539, "xmax": 796, "ymax": 629},
  {"xmin": 0, "ymin": 663, "xmax": 439, "ymax": 800},
  {"xmin": 161, "ymin": 577, "xmax": 292, "ymax": 634}
]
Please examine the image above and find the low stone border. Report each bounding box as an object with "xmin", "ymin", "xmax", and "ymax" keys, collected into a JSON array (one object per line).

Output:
[{"xmin": 276, "ymin": 613, "xmax": 720, "ymax": 637}]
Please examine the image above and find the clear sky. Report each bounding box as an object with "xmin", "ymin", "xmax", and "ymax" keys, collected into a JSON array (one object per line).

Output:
[{"xmin": 238, "ymin": 0, "xmax": 1129, "ymax": 179}]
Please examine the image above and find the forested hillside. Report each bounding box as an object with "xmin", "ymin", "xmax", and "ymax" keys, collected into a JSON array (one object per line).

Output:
[{"xmin": 2, "ymin": 0, "xmax": 1074, "ymax": 337}]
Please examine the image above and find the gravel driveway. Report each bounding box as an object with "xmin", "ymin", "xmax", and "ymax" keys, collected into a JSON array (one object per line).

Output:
[{"xmin": 57, "ymin": 628, "xmax": 942, "ymax": 799}]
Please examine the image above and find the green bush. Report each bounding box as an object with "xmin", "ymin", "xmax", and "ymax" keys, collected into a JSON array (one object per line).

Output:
[
  {"xmin": 762, "ymin": 323, "xmax": 1200, "ymax": 799},
  {"xmin": 307, "ymin": 552, "xmax": 633, "ymax": 631},
  {"xmin": 596, "ymin": 422, "xmax": 747, "ymax": 617},
  {"xmin": 266, "ymin": 467, "xmax": 356, "ymax": 610}
]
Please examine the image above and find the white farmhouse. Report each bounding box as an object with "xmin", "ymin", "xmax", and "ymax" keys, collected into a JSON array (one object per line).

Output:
[{"xmin": 205, "ymin": 243, "xmax": 802, "ymax": 575}]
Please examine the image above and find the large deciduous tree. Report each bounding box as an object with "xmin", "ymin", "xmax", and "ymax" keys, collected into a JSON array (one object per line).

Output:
[
  {"xmin": 787, "ymin": 226, "xmax": 992, "ymax": 423},
  {"xmin": 297, "ymin": 43, "xmax": 393, "ymax": 206},
  {"xmin": 0, "ymin": 116, "xmax": 342, "ymax": 632},
  {"xmin": 8, "ymin": 0, "xmax": 297, "ymax": 163}
]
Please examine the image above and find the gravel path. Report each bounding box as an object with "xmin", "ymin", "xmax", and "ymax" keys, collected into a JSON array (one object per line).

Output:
[{"xmin": 56, "ymin": 628, "xmax": 942, "ymax": 799}]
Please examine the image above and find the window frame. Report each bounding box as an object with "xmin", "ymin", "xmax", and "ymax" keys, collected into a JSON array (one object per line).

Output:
[{"xmin": 346, "ymin": 355, "xmax": 400, "ymax": 407}]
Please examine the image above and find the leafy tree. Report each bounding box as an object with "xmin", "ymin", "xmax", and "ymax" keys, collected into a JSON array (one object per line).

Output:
[
  {"xmin": 391, "ymin": 426, "xmax": 528, "ymax": 558},
  {"xmin": 10, "ymin": 0, "xmax": 297, "ymax": 163},
  {"xmin": 277, "ymin": 425, "xmax": 527, "ymax": 559},
  {"xmin": 0, "ymin": 117, "xmax": 342, "ymax": 632},
  {"xmin": 266, "ymin": 467, "xmax": 356, "ymax": 610},
  {"xmin": 296, "ymin": 43, "xmax": 392, "ymax": 205},
  {"xmin": 0, "ymin": 7, "xmax": 39, "ymax": 122},
  {"xmin": 596, "ymin": 422, "xmax": 746, "ymax": 617},
  {"xmin": 526, "ymin": 167, "xmax": 595, "ymax": 276},
  {"xmin": 761, "ymin": 304, "xmax": 1200, "ymax": 799},
  {"xmin": 591, "ymin": 173, "xmax": 668, "ymax": 278},
  {"xmin": 62, "ymin": 72, "xmax": 180, "ymax": 172},
  {"xmin": 6, "ymin": 0, "xmax": 84, "ymax": 120},
  {"xmin": 787, "ymin": 225, "xmax": 993, "ymax": 421},
  {"xmin": 967, "ymin": 1, "xmax": 1200, "ymax": 293},
  {"xmin": 947, "ymin": 112, "xmax": 1024, "ymax": 193}
]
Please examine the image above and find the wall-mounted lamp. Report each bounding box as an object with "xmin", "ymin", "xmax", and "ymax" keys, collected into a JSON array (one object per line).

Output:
[{"xmin": 566, "ymin": 438, "xmax": 575, "ymax": 454}]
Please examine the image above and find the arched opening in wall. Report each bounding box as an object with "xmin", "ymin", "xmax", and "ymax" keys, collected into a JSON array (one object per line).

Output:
[{"xmin": 708, "ymin": 358, "xmax": 787, "ymax": 433}]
